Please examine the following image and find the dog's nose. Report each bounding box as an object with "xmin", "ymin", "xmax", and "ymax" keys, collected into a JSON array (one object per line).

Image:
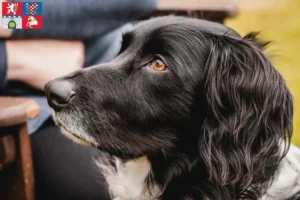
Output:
[{"xmin": 44, "ymin": 79, "xmax": 75, "ymax": 109}]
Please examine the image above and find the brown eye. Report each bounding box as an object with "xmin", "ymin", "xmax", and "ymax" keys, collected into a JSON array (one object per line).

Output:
[{"xmin": 151, "ymin": 59, "xmax": 167, "ymax": 71}]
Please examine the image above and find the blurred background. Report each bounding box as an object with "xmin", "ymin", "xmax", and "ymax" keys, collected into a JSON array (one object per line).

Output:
[{"xmin": 226, "ymin": 0, "xmax": 300, "ymax": 146}]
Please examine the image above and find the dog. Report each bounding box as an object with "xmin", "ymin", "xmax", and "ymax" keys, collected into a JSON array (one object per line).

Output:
[{"xmin": 45, "ymin": 16, "xmax": 295, "ymax": 200}]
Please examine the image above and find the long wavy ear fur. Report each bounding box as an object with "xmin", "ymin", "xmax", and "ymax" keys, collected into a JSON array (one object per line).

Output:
[{"xmin": 198, "ymin": 32, "xmax": 293, "ymax": 199}]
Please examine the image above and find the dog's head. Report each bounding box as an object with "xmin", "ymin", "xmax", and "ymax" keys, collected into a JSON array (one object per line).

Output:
[{"xmin": 45, "ymin": 16, "xmax": 293, "ymax": 197}]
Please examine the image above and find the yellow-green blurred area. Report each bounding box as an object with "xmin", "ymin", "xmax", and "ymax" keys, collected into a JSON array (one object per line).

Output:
[{"xmin": 225, "ymin": 0, "xmax": 300, "ymax": 146}]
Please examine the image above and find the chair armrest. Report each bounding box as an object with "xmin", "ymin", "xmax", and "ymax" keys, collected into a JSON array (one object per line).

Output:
[
  {"xmin": 0, "ymin": 97, "xmax": 39, "ymax": 127},
  {"xmin": 144, "ymin": 0, "xmax": 238, "ymax": 23},
  {"xmin": 156, "ymin": 0, "xmax": 238, "ymax": 17},
  {"xmin": 0, "ymin": 97, "xmax": 39, "ymax": 170}
]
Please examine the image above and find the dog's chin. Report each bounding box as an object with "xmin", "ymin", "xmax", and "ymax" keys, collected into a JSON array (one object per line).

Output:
[
  {"xmin": 52, "ymin": 113, "xmax": 96, "ymax": 147},
  {"xmin": 58, "ymin": 125, "xmax": 95, "ymax": 147}
]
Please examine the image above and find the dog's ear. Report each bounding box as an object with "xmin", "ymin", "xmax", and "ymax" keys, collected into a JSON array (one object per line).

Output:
[{"xmin": 198, "ymin": 33, "xmax": 293, "ymax": 197}]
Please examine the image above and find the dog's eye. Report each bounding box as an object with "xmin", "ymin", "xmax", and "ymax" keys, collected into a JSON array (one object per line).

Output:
[{"xmin": 151, "ymin": 59, "xmax": 167, "ymax": 71}]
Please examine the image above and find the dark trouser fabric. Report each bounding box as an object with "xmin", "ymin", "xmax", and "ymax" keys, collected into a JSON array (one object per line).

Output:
[{"xmin": 30, "ymin": 120, "xmax": 110, "ymax": 200}]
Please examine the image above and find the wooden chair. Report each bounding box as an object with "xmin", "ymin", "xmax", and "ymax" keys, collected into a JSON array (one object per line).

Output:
[{"xmin": 0, "ymin": 97, "xmax": 39, "ymax": 200}]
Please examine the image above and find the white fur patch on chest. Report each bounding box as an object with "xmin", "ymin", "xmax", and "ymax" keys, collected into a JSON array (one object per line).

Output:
[
  {"xmin": 96, "ymin": 155, "xmax": 161, "ymax": 200},
  {"xmin": 262, "ymin": 144, "xmax": 300, "ymax": 200}
]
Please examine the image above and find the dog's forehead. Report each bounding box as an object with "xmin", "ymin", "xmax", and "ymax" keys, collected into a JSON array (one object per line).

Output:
[{"xmin": 134, "ymin": 16, "xmax": 241, "ymax": 39}]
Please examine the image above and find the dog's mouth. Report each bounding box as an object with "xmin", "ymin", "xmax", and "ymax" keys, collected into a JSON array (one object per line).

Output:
[
  {"xmin": 53, "ymin": 115, "xmax": 96, "ymax": 147},
  {"xmin": 60, "ymin": 124, "xmax": 93, "ymax": 146}
]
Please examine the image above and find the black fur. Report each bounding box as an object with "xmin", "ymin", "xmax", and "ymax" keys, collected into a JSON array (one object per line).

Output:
[{"xmin": 45, "ymin": 16, "xmax": 293, "ymax": 199}]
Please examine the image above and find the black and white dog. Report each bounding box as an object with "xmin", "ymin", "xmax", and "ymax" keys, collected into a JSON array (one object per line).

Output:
[{"xmin": 45, "ymin": 16, "xmax": 298, "ymax": 200}]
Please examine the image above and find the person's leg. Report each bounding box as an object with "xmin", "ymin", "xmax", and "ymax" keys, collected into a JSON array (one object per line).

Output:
[{"xmin": 30, "ymin": 119, "xmax": 110, "ymax": 200}]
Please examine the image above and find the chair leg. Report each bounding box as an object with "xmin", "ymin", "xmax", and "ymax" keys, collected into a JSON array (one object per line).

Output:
[
  {"xmin": 0, "ymin": 124, "xmax": 34, "ymax": 200},
  {"xmin": 17, "ymin": 123, "xmax": 35, "ymax": 200}
]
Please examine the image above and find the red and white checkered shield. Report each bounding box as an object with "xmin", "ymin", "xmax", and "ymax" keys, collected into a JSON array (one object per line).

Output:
[{"xmin": 25, "ymin": 3, "xmax": 38, "ymax": 15}]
